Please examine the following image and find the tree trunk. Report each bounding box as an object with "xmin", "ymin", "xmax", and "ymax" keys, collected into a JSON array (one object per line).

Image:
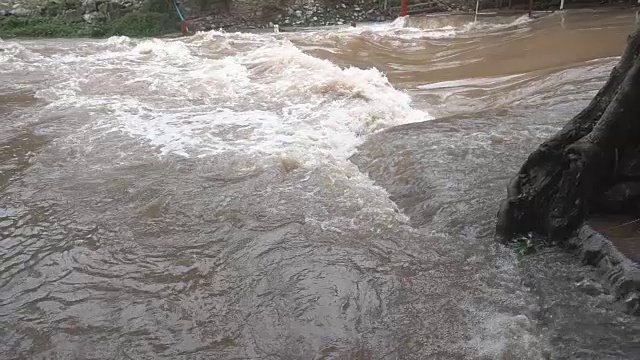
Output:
[{"xmin": 496, "ymin": 27, "xmax": 640, "ymax": 243}]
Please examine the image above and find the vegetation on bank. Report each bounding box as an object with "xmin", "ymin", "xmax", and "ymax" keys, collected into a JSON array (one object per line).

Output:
[
  {"xmin": 0, "ymin": 0, "xmax": 180, "ymax": 38},
  {"xmin": 0, "ymin": 13, "xmax": 177, "ymax": 38}
]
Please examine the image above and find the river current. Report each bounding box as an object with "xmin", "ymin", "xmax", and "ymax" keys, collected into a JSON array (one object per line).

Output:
[{"xmin": 1, "ymin": 9, "xmax": 639, "ymax": 359}]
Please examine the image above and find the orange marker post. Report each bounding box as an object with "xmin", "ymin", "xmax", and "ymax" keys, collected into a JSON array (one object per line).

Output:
[{"xmin": 401, "ymin": 0, "xmax": 408, "ymax": 17}]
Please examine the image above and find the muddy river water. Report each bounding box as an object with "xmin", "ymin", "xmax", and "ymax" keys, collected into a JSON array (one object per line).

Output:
[{"xmin": 1, "ymin": 8, "xmax": 639, "ymax": 359}]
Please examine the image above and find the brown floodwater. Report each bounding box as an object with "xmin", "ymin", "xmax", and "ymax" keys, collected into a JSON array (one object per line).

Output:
[{"xmin": 1, "ymin": 8, "xmax": 639, "ymax": 359}]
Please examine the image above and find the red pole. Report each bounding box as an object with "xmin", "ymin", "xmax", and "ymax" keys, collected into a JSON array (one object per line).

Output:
[
  {"xmin": 401, "ymin": 0, "xmax": 408, "ymax": 17},
  {"xmin": 180, "ymin": 21, "xmax": 186, "ymax": 34}
]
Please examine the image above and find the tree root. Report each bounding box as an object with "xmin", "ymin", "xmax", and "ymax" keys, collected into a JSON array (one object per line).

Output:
[{"xmin": 497, "ymin": 27, "xmax": 640, "ymax": 243}]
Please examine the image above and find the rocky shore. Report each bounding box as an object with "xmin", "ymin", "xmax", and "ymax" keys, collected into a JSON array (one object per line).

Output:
[
  {"xmin": 0, "ymin": 0, "xmax": 474, "ymax": 35},
  {"xmin": 186, "ymin": 0, "xmax": 474, "ymax": 31},
  {"xmin": 274, "ymin": 2, "xmax": 390, "ymax": 27},
  {"xmin": 0, "ymin": 0, "xmax": 144, "ymax": 24},
  {"xmin": 187, "ymin": 3, "xmax": 394, "ymax": 31}
]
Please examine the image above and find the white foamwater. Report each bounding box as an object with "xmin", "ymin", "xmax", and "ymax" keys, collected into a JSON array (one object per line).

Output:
[
  {"xmin": 0, "ymin": 40, "xmax": 34, "ymax": 62},
  {"xmin": 3, "ymin": 13, "xmax": 533, "ymax": 166},
  {"xmin": 23, "ymin": 34, "xmax": 431, "ymax": 165},
  {"xmin": 320, "ymin": 14, "xmax": 533, "ymax": 40}
]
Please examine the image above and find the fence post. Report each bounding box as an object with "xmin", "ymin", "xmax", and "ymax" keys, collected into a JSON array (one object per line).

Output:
[{"xmin": 475, "ymin": 0, "xmax": 480, "ymax": 23}]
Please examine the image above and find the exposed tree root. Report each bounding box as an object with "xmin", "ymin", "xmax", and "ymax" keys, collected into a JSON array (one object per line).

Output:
[{"xmin": 497, "ymin": 27, "xmax": 640, "ymax": 243}]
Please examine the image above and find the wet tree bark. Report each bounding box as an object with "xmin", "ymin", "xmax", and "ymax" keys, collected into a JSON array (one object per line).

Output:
[{"xmin": 496, "ymin": 27, "xmax": 640, "ymax": 243}]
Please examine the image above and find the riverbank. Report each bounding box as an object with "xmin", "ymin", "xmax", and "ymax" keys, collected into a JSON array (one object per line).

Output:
[
  {"xmin": 0, "ymin": 0, "xmax": 186, "ymax": 38},
  {"xmin": 0, "ymin": 12, "xmax": 178, "ymax": 38},
  {"xmin": 0, "ymin": 0, "xmax": 364, "ymax": 37},
  {"xmin": 2, "ymin": 6, "xmax": 638, "ymax": 39}
]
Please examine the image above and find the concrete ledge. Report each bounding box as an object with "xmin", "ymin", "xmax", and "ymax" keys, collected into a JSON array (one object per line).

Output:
[{"xmin": 566, "ymin": 225, "xmax": 640, "ymax": 315}]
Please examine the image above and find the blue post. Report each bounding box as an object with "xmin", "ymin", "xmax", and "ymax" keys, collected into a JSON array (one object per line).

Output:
[{"xmin": 172, "ymin": 0, "xmax": 188, "ymax": 33}]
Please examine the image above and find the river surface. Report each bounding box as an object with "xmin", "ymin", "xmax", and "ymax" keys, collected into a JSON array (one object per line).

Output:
[{"xmin": 1, "ymin": 9, "xmax": 639, "ymax": 359}]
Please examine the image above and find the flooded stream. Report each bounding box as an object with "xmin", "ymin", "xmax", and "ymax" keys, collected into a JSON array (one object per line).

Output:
[{"xmin": 1, "ymin": 9, "xmax": 639, "ymax": 359}]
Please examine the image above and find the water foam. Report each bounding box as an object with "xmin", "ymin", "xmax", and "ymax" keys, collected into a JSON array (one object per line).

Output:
[
  {"xmin": 106, "ymin": 35, "xmax": 135, "ymax": 46},
  {"xmin": 381, "ymin": 14, "xmax": 532, "ymax": 40},
  {"xmin": 389, "ymin": 15, "xmax": 408, "ymax": 29},
  {"xmin": 17, "ymin": 15, "xmax": 536, "ymax": 163},
  {"xmin": 0, "ymin": 40, "xmax": 38, "ymax": 62},
  {"xmin": 101, "ymin": 35, "xmax": 137, "ymax": 51},
  {"xmin": 132, "ymin": 39, "xmax": 193, "ymax": 63},
  {"xmin": 33, "ymin": 34, "xmax": 430, "ymax": 165}
]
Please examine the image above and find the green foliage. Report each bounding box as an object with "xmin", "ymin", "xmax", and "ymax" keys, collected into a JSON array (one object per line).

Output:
[
  {"xmin": 516, "ymin": 237, "xmax": 536, "ymax": 257},
  {"xmin": 0, "ymin": 17, "xmax": 92, "ymax": 37},
  {"xmin": 0, "ymin": 11, "xmax": 179, "ymax": 38},
  {"xmin": 110, "ymin": 12, "xmax": 178, "ymax": 37},
  {"xmin": 141, "ymin": 0, "xmax": 173, "ymax": 14}
]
